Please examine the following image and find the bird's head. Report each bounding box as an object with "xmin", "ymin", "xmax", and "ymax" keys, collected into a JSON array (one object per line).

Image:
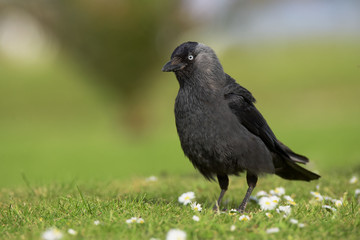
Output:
[{"xmin": 162, "ymin": 41, "xmax": 224, "ymax": 86}]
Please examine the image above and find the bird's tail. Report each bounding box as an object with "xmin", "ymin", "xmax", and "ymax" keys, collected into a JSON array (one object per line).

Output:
[
  {"xmin": 276, "ymin": 141, "xmax": 309, "ymax": 164},
  {"xmin": 275, "ymin": 159, "xmax": 320, "ymax": 181}
]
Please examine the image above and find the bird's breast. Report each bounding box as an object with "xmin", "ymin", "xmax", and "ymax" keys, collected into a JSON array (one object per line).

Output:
[{"xmin": 174, "ymin": 89, "xmax": 238, "ymax": 165}]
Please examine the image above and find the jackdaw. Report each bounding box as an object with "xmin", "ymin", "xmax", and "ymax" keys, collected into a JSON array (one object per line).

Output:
[{"xmin": 162, "ymin": 41, "xmax": 320, "ymax": 212}]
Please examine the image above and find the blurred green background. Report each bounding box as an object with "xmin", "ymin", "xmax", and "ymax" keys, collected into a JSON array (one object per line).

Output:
[{"xmin": 0, "ymin": 0, "xmax": 359, "ymax": 188}]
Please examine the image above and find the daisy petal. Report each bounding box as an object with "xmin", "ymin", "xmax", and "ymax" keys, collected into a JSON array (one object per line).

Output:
[{"xmin": 266, "ymin": 227, "xmax": 280, "ymax": 234}]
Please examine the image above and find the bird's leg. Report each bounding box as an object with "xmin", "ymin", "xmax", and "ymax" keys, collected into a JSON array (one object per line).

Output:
[
  {"xmin": 213, "ymin": 174, "xmax": 229, "ymax": 211},
  {"xmin": 237, "ymin": 173, "xmax": 258, "ymax": 212}
]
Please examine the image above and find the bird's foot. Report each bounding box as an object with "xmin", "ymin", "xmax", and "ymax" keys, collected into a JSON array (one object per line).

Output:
[
  {"xmin": 213, "ymin": 204, "xmax": 219, "ymax": 212},
  {"xmin": 236, "ymin": 208, "xmax": 246, "ymax": 213},
  {"xmin": 237, "ymin": 203, "xmax": 247, "ymax": 213}
]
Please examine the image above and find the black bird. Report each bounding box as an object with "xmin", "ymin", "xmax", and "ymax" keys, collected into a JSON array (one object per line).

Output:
[{"xmin": 162, "ymin": 41, "xmax": 320, "ymax": 212}]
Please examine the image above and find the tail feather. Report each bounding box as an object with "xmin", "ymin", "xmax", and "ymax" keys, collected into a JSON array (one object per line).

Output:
[
  {"xmin": 288, "ymin": 152, "xmax": 309, "ymax": 164},
  {"xmin": 275, "ymin": 160, "xmax": 320, "ymax": 181},
  {"xmin": 277, "ymin": 141, "xmax": 309, "ymax": 164}
]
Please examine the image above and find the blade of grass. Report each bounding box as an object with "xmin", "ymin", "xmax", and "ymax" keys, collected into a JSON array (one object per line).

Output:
[
  {"xmin": 76, "ymin": 185, "xmax": 93, "ymax": 215},
  {"xmin": 21, "ymin": 172, "xmax": 35, "ymax": 196}
]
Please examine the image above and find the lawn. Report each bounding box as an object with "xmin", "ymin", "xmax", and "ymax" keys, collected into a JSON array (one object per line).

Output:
[
  {"xmin": 1, "ymin": 172, "xmax": 359, "ymax": 239},
  {"xmin": 0, "ymin": 40, "xmax": 359, "ymax": 239}
]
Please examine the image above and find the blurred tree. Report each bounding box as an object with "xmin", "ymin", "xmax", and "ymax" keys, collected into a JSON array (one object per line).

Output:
[{"xmin": 0, "ymin": 0, "xmax": 192, "ymax": 131}]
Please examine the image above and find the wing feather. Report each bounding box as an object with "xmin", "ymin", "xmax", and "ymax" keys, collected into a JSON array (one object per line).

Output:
[{"xmin": 224, "ymin": 74, "xmax": 287, "ymax": 157}]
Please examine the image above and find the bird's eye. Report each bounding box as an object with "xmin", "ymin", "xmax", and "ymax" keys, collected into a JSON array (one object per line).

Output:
[{"xmin": 188, "ymin": 55, "xmax": 194, "ymax": 61}]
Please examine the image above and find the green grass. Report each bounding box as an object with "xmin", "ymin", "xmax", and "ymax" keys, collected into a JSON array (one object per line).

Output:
[{"xmin": 1, "ymin": 171, "xmax": 359, "ymax": 239}]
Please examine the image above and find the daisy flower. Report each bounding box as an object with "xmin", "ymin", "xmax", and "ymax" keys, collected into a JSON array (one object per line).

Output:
[
  {"xmin": 334, "ymin": 200, "xmax": 342, "ymax": 208},
  {"xmin": 239, "ymin": 215, "xmax": 250, "ymax": 221},
  {"xmin": 256, "ymin": 190, "xmax": 268, "ymax": 197},
  {"xmin": 126, "ymin": 217, "xmax": 138, "ymax": 224},
  {"xmin": 146, "ymin": 176, "xmax": 158, "ymax": 182},
  {"xmin": 259, "ymin": 196, "xmax": 277, "ymax": 210},
  {"xmin": 228, "ymin": 209, "xmax": 238, "ymax": 215},
  {"xmin": 283, "ymin": 195, "xmax": 296, "ymax": 206},
  {"xmin": 42, "ymin": 228, "xmax": 63, "ymax": 240},
  {"xmin": 310, "ymin": 191, "xmax": 323, "ymax": 201},
  {"xmin": 276, "ymin": 205, "xmax": 291, "ymax": 216},
  {"xmin": 322, "ymin": 205, "xmax": 337, "ymax": 212},
  {"xmin": 265, "ymin": 212, "xmax": 273, "ymax": 218},
  {"xmin": 324, "ymin": 196, "xmax": 333, "ymax": 201},
  {"xmin": 349, "ymin": 176, "xmax": 358, "ymax": 184},
  {"xmin": 289, "ymin": 218, "xmax": 298, "ymax": 224},
  {"xmin": 67, "ymin": 229, "xmax": 77, "ymax": 235},
  {"xmin": 166, "ymin": 229, "xmax": 187, "ymax": 240},
  {"xmin": 93, "ymin": 220, "xmax": 100, "ymax": 225},
  {"xmin": 266, "ymin": 227, "xmax": 280, "ymax": 234},
  {"xmin": 270, "ymin": 187, "xmax": 285, "ymax": 196},
  {"xmin": 136, "ymin": 218, "xmax": 145, "ymax": 224},
  {"xmin": 355, "ymin": 189, "xmax": 360, "ymax": 197},
  {"xmin": 192, "ymin": 215, "xmax": 200, "ymax": 222},
  {"xmin": 298, "ymin": 223, "xmax": 306, "ymax": 228},
  {"xmin": 178, "ymin": 192, "xmax": 195, "ymax": 205},
  {"xmin": 190, "ymin": 202, "xmax": 202, "ymax": 212},
  {"xmin": 270, "ymin": 195, "xmax": 280, "ymax": 204},
  {"xmin": 230, "ymin": 225, "xmax": 236, "ymax": 231}
]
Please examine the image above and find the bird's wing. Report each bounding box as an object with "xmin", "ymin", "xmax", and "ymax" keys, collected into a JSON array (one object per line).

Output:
[{"xmin": 224, "ymin": 74, "xmax": 287, "ymax": 156}]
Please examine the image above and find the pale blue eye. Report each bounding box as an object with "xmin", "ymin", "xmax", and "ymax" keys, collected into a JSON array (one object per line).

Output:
[{"xmin": 188, "ymin": 55, "xmax": 194, "ymax": 60}]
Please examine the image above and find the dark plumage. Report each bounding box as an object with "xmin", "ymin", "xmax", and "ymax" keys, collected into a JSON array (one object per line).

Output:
[{"xmin": 162, "ymin": 41, "xmax": 320, "ymax": 212}]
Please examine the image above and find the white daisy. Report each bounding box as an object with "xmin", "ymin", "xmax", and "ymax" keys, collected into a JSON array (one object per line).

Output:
[
  {"xmin": 256, "ymin": 190, "xmax": 268, "ymax": 197},
  {"xmin": 355, "ymin": 189, "xmax": 360, "ymax": 197},
  {"xmin": 190, "ymin": 202, "xmax": 202, "ymax": 212},
  {"xmin": 324, "ymin": 196, "xmax": 333, "ymax": 201},
  {"xmin": 296, "ymin": 222, "xmax": 306, "ymax": 227},
  {"xmin": 239, "ymin": 215, "xmax": 250, "ymax": 221},
  {"xmin": 271, "ymin": 187, "xmax": 285, "ymax": 196},
  {"xmin": 125, "ymin": 217, "xmax": 137, "ymax": 224},
  {"xmin": 310, "ymin": 191, "xmax": 323, "ymax": 201},
  {"xmin": 266, "ymin": 227, "xmax": 280, "ymax": 234},
  {"xmin": 298, "ymin": 223, "xmax": 306, "ymax": 228},
  {"xmin": 93, "ymin": 220, "xmax": 100, "ymax": 225},
  {"xmin": 334, "ymin": 200, "xmax": 342, "ymax": 208},
  {"xmin": 146, "ymin": 176, "xmax": 158, "ymax": 182},
  {"xmin": 349, "ymin": 176, "xmax": 358, "ymax": 184},
  {"xmin": 259, "ymin": 196, "xmax": 277, "ymax": 210},
  {"xmin": 178, "ymin": 192, "xmax": 195, "ymax": 205},
  {"xmin": 228, "ymin": 209, "xmax": 238, "ymax": 215},
  {"xmin": 265, "ymin": 212, "xmax": 273, "ymax": 218},
  {"xmin": 270, "ymin": 195, "xmax": 280, "ymax": 204},
  {"xmin": 230, "ymin": 225, "xmax": 236, "ymax": 231},
  {"xmin": 136, "ymin": 218, "xmax": 145, "ymax": 224},
  {"xmin": 67, "ymin": 229, "xmax": 77, "ymax": 235},
  {"xmin": 42, "ymin": 228, "xmax": 63, "ymax": 240},
  {"xmin": 192, "ymin": 215, "xmax": 200, "ymax": 222},
  {"xmin": 322, "ymin": 205, "xmax": 337, "ymax": 212},
  {"xmin": 166, "ymin": 229, "xmax": 187, "ymax": 240},
  {"xmin": 289, "ymin": 218, "xmax": 298, "ymax": 224},
  {"xmin": 283, "ymin": 195, "xmax": 296, "ymax": 205},
  {"xmin": 283, "ymin": 195, "xmax": 294, "ymax": 201},
  {"xmin": 276, "ymin": 205, "xmax": 291, "ymax": 216}
]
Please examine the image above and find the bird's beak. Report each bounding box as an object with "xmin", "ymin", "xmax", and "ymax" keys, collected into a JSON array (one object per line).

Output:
[{"xmin": 162, "ymin": 59, "xmax": 186, "ymax": 72}]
